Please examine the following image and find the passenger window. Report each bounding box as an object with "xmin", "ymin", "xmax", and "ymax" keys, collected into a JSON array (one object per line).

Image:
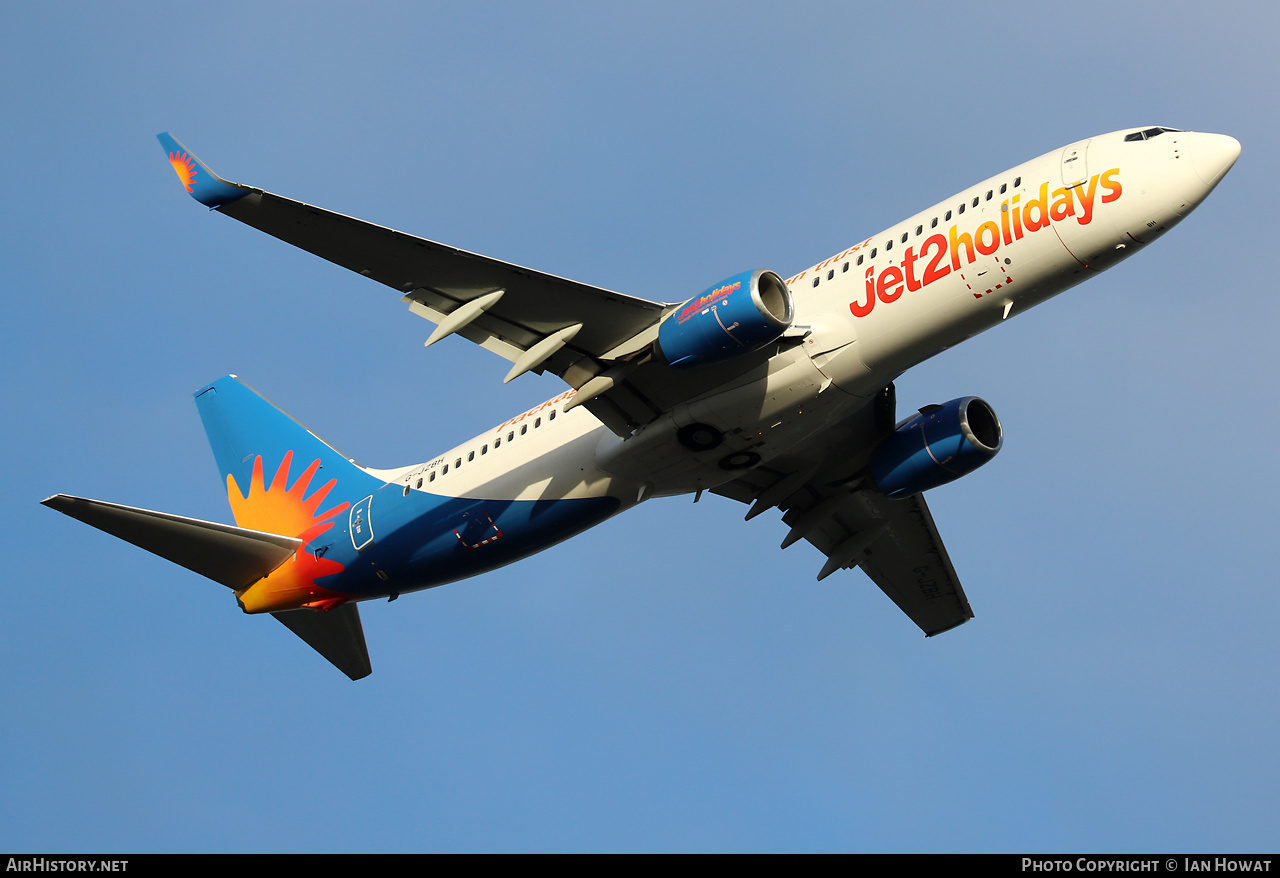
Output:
[
  {"xmin": 900, "ymin": 232, "xmax": 908, "ymax": 243},
  {"xmin": 915, "ymin": 225, "xmax": 922, "ymax": 236},
  {"xmin": 985, "ymin": 190, "xmax": 992, "ymax": 201},
  {"xmin": 549, "ymin": 410, "xmax": 556, "ymax": 421},
  {"xmin": 945, "ymin": 210, "xmax": 952, "ymax": 221},
  {"xmin": 842, "ymin": 262, "xmax": 849, "ymax": 272},
  {"xmin": 442, "ymin": 464, "xmax": 449, "ymax": 474},
  {"xmin": 494, "ymin": 437, "xmax": 501, "ymax": 448},
  {"xmin": 972, "ymin": 196, "xmax": 979, "ymax": 207},
  {"xmin": 827, "ymin": 269, "xmax": 834, "ymax": 280},
  {"xmin": 416, "ymin": 478, "xmax": 423, "ymax": 488},
  {"xmin": 535, "ymin": 417, "xmax": 541, "ymax": 428},
  {"xmin": 931, "ymin": 218, "xmax": 938, "ymax": 228},
  {"xmin": 812, "ymin": 277, "xmax": 819, "ymax": 287},
  {"xmin": 455, "ymin": 458, "xmax": 461, "ymax": 468},
  {"xmin": 958, "ymin": 203, "xmax": 965, "ymax": 215},
  {"xmin": 429, "ymin": 471, "xmax": 436, "ymax": 482},
  {"xmin": 1000, "ymin": 183, "xmax": 1007, "ymax": 194},
  {"xmin": 886, "ymin": 239, "xmax": 893, "ymax": 251},
  {"xmin": 481, "ymin": 444, "xmax": 487, "ymax": 455},
  {"xmin": 468, "ymin": 451, "xmax": 475, "ymax": 462},
  {"xmin": 521, "ymin": 425, "xmax": 528, "ymax": 435},
  {"xmin": 870, "ymin": 248, "xmax": 877, "ymax": 258},
  {"xmin": 857, "ymin": 254, "xmax": 864, "ymax": 265},
  {"xmin": 508, "ymin": 431, "xmax": 514, "ymax": 442},
  {"xmin": 1014, "ymin": 176, "xmax": 1021, "ymax": 187}
]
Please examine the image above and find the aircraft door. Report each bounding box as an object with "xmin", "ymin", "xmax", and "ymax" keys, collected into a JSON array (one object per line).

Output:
[
  {"xmin": 1060, "ymin": 139, "xmax": 1091, "ymax": 187},
  {"xmin": 1054, "ymin": 136, "xmax": 1130, "ymax": 273}
]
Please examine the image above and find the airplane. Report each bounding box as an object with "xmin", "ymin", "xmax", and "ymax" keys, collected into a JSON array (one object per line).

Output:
[{"xmin": 43, "ymin": 127, "xmax": 1240, "ymax": 679}]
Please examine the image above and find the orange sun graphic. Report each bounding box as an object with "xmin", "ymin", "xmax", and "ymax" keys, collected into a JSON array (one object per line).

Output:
[
  {"xmin": 168, "ymin": 150, "xmax": 197, "ymax": 193},
  {"xmin": 228, "ymin": 451, "xmax": 354, "ymax": 614}
]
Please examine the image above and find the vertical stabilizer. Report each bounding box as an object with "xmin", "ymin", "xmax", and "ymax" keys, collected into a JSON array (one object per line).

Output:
[
  {"xmin": 195, "ymin": 376, "xmax": 384, "ymax": 526},
  {"xmin": 195, "ymin": 376, "xmax": 385, "ymax": 616}
]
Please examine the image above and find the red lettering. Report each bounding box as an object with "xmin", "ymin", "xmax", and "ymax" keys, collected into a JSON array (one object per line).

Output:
[
  {"xmin": 902, "ymin": 246, "xmax": 922, "ymax": 292},
  {"xmin": 877, "ymin": 266, "xmax": 904, "ymax": 303},
  {"xmin": 921, "ymin": 235, "xmax": 951, "ymax": 286},
  {"xmin": 949, "ymin": 224, "xmax": 975, "ymax": 270},
  {"xmin": 1073, "ymin": 174, "xmax": 1099, "ymax": 225},
  {"xmin": 850, "ymin": 268, "xmax": 876, "ymax": 317},
  {"xmin": 1022, "ymin": 182, "xmax": 1050, "ymax": 232},
  {"xmin": 1100, "ymin": 168, "xmax": 1122, "ymax": 203},
  {"xmin": 1050, "ymin": 187, "xmax": 1075, "ymax": 222},
  {"xmin": 975, "ymin": 221, "xmax": 1000, "ymax": 255}
]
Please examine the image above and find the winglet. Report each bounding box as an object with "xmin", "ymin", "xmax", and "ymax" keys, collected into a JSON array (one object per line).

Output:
[{"xmin": 156, "ymin": 132, "xmax": 251, "ymax": 208}]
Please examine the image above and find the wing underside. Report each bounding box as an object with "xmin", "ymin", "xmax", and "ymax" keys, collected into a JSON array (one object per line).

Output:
[
  {"xmin": 218, "ymin": 190, "xmax": 667, "ymax": 364},
  {"xmin": 160, "ymin": 133, "xmax": 807, "ymax": 437},
  {"xmin": 711, "ymin": 399, "xmax": 975, "ymax": 636},
  {"xmin": 216, "ymin": 190, "xmax": 798, "ymax": 436}
]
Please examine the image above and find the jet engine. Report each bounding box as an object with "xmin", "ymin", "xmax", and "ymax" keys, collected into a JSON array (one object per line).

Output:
[
  {"xmin": 869, "ymin": 397, "xmax": 1003, "ymax": 498},
  {"xmin": 657, "ymin": 269, "xmax": 794, "ymax": 369}
]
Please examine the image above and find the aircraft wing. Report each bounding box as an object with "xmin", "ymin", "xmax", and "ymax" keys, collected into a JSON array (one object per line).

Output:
[
  {"xmin": 710, "ymin": 398, "xmax": 975, "ymax": 636},
  {"xmin": 159, "ymin": 133, "xmax": 691, "ymax": 436}
]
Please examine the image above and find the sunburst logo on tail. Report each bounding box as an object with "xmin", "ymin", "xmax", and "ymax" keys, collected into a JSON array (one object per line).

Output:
[
  {"xmin": 168, "ymin": 150, "xmax": 197, "ymax": 193},
  {"xmin": 228, "ymin": 451, "xmax": 354, "ymax": 613}
]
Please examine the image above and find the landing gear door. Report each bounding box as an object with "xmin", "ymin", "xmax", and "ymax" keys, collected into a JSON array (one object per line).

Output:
[{"xmin": 1061, "ymin": 138, "xmax": 1091, "ymax": 188}]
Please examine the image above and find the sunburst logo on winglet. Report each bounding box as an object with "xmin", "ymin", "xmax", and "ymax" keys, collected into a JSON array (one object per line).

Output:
[
  {"xmin": 168, "ymin": 150, "xmax": 197, "ymax": 193},
  {"xmin": 228, "ymin": 451, "xmax": 353, "ymax": 613}
]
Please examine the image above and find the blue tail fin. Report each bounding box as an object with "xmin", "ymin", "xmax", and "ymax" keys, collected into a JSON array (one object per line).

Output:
[{"xmin": 195, "ymin": 376, "xmax": 384, "ymax": 535}]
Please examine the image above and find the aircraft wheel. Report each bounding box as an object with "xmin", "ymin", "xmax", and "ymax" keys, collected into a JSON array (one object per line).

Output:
[
  {"xmin": 678, "ymin": 423, "xmax": 724, "ymax": 451},
  {"xmin": 718, "ymin": 450, "xmax": 761, "ymax": 470}
]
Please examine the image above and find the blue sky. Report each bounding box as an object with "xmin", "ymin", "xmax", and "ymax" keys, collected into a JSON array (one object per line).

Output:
[{"xmin": 3, "ymin": 1, "xmax": 1277, "ymax": 852}]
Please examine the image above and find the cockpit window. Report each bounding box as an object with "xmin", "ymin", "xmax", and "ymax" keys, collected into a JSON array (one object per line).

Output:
[{"xmin": 1125, "ymin": 126, "xmax": 1184, "ymax": 142}]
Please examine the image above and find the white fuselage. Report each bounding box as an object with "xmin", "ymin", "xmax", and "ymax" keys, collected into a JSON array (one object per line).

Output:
[{"xmin": 380, "ymin": 129, "xmax": 1239, "ymax": 523}]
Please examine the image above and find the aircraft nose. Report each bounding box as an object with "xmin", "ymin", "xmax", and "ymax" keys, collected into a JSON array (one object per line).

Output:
[{"xmin": 1190, "ymin": 133, "xmax": 1241, "ymax": 189}]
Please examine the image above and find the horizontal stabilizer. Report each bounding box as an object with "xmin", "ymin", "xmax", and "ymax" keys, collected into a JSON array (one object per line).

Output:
[
  {"xmin": 273, "ymin": 604, "xmax": 372, "ymax": 681},
  {"xmin": 42, "ymin": 494, "xmax": 299, "ymax": 590}
]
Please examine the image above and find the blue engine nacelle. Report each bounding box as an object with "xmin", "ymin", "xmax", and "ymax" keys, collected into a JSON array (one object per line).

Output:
[
  {"xmin": 870, "ymin": 397, "xmax": 1003, "ymax": 498},
  {"xmin": 657, "ymin": 269, "xmax": 794, "ymax": 369}
]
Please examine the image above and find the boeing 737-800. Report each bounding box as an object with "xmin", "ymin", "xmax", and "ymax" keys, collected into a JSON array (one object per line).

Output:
[{"xmin": 43, "ymin": 127, "xmax": 1240, "ymax": 679}]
